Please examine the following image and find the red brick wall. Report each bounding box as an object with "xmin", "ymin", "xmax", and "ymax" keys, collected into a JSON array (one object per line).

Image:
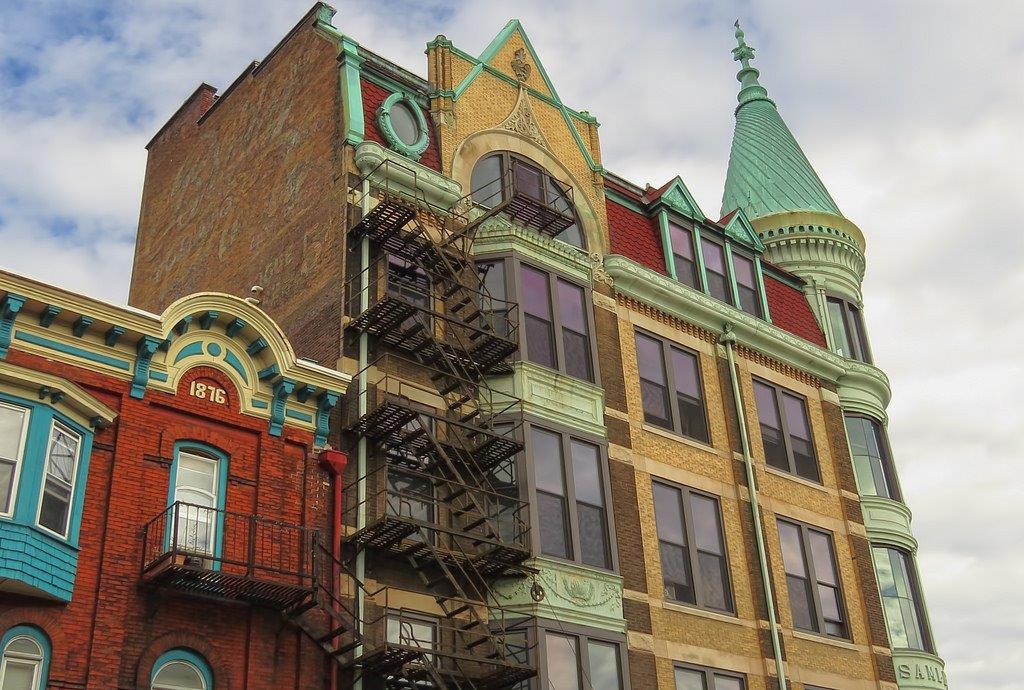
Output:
[
  {"xmin": 0, "ymin": 348, "xmax": 336, "ymax": 689},
  {"xmin": 606, "ymin": 198, "xmax": 666, "ymax": 275},
  {"xmin": 361, "ymin": 76, "xmax": 442, "ymax": 172},
  {"xmin": 763, "ymin": 276, "xmax": 827, "ymax": 347}
]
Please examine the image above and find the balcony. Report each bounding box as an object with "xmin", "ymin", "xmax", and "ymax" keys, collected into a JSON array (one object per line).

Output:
[
  {"xmin": 141, "ymin": 502, "xmax": 317, "ymax": 609},
  {"xmin": 470, "ymin": 158, "xmax": 578, "ymax": 239}
]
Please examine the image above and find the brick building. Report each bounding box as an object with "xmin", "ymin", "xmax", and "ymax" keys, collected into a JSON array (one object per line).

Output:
[
  {"xmin": 38, "ymin": 3, "xmax": 943, "ymax": 689},
  {"xmin": 0, "ymin": 270, "xmax": 351, "ymax": 688}
]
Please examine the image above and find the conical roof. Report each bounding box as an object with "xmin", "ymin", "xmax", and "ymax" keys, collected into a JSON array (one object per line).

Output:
[{"xmin": 721, "ymin": 23, "xmax": 841, "ymax": 220}]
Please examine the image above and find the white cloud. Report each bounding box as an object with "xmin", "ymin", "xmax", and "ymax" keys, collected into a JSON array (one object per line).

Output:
[{"xmin": 1, "ymin": 0, "xmax": 1021, "ymax": 685}]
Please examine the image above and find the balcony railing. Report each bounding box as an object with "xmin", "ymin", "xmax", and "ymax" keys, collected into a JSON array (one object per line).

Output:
[
  {"xmin": 469, "ymin": 158, "xmax": 578, "ymax": 238},
  {"xmin": 141, "ymin": 502, "xmax": 318, "ymax": 609}
]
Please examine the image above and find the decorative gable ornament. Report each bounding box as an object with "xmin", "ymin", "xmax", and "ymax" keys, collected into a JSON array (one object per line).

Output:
[
  {"xmin": 721, "ymin": 207, "xmax": 765, "ymax": 252},
  {"xmin": 651, "ymin": 176, "xmax": 705, "ymax": 223},
  {"xmin": 498, "ymin": 86, "xmax": 549, "ymax": 149},
  {"xmin": 511, "ymin": 48, "xmax": 531, "ymax": 82}
]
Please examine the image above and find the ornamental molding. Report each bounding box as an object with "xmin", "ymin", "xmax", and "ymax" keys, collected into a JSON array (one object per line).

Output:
[
  {"xmin": 354, "ymin": 141, "xmax": 463, "ymax": 210},
  {"xmin": 498, "ymin": 85, "xmax": 549, "ymax": 150},
  {"xmin": 511, "ymin": 48, "xmax": 531, "ymax": 82},
  {"xmin": 375, "ymin": 92, "xmax": 430, "ymax": 162},
  {"xmin": 484, "ymin": 360, "xmax": 606, "ymax": 437},
  {"xmin": 473, "ymin": 214, "xmax": 592, "ymax": 283}
]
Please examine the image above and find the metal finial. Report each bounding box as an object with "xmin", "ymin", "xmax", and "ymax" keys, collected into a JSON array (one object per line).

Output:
[{"xmin": 732, "ymin": 20, "xmax": 755, "ymax": 68}]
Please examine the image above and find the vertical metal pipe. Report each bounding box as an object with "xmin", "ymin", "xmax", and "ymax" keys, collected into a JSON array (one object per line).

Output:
[{"xmin": 721, "ymin": 325, "xmax": 788, "ymax": 690}]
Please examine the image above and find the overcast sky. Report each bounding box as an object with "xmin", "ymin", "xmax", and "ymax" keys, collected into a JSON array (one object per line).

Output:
[{"xmin": 2, "ymin": 1, "xmax": 1021, "ymax": 685}]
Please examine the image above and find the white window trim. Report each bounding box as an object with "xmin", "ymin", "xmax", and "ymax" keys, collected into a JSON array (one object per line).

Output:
[
  {"xmin": 0, "ymin": 401, "xmax": 31, "ymax": 520},
  {"xmin": 34, "ymin": 419, "xmax": 82, "ymax": 539},
  {"xmin": 0, "ymin": 635, "xmax": 44, "ymax": 690},
  {"xmin": 151, "ymin": 659, "xmax": 209, "ymax": 690}
]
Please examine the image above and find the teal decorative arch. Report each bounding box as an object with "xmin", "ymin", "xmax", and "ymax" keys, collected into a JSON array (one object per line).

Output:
[
  {"xmin": 376, "ymin": 92, "xmax": 429, "ymax": 161},
  {"xmin": 151, "ymin": 648, "xmax": 214, "ymax": 689},
  {"xmin": 1, "ymin": 625, "xmax": 50, "ymax": 688}
]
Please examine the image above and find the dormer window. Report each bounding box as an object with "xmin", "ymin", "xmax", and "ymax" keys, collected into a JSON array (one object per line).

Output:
[
  {"xmin": 731, "ymin": 253, "xmax": 762, "ymax": 318},
  {"xmin": 668, "ymin": 223, "xmax": 699, "ymax": 289},
  {"xmin": 700, "ymin": 237, "xmax": 730, "ymax": 303},
  {"xmin": 826, "ymin": 296, "xmax": 870, "ymax": 362},
  {"xmin": 470, "ymin": 152, "xmax": 585, "ymax": 249}
]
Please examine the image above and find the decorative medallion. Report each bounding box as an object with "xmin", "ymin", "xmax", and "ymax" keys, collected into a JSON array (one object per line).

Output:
[
  {"xmin": 498, "ymin": 86, "xmax": 548, "ymax": 149},
  {"xmin": 511, "ymin": 47, "xmax": 531, "ymax": 82}
]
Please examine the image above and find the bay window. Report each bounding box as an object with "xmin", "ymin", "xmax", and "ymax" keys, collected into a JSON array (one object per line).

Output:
[
  {"xmin": 36, "ymin": 421, "xmax": 81, "ymax": 537},
  {"xmin": 873, "ymin": 546, "xmax": 933, "ymax": 652},
  {"xmin": 827, "ymin": 296, "xmax": 871, "ymax": 362}
]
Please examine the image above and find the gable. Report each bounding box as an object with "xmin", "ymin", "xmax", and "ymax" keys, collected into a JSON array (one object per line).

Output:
[
  {"xmin": 651, "ymin": 177, "xmax": 705, "ymax": 223},
  {"xmin": 721, "ymin": 207, "xmax": 765, "ymax": 251}
]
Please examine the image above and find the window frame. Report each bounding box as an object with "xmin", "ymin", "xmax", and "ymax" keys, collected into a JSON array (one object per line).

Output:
[
  {"xmin": 150, "ymin": 648, "xmax": 213, "ymax": 690},
  {"xmin": 470, "ymin": 151, "xmax": 586, "ymax": 250},
  {"xmin": 673, "ymin": 661, "xmax": 747, "ymax": 690},
  {"xmin": 634, "ymin": 329, "xmax": 711, "ymax": 445},
  {"xmin": 34, "ymin": 419, "xmax": 82, "ymax": 539},
  {"xmin": 535, "ymin": 622, "xmax": 631, "ymax": 690},
  {"xmin": 752, "ymin": 378, "xmax": 820, "ymax": 483},
  {"xmin": 166, "ymin": 442, "xmax": 229, "ymax": 566},
  {"xmin": 0, "ymin": 400, "xmax": 31, "ymax": 519},
  {"xmin": 825, "ymin": 294, "xmax": 872, "ymax": 363},
  {"xmin": 386, "ymin": 609, "xmax": 439, "ymax": 662},
  {"xmin": 777, "ymin": 518, "xmax": 850, "ymax": 640},
  {"xmin": 843, "ymin": 414, "xmax": 903, "ymax": 502},
  {"xmin": 652, "ymin": 479, "xmax": 735, "ymax": 614},
  {"xmin": 477, "ymin": 255, "xmax": 600, "ymax": 385},
  {"xmin": 522, "ymin": 420, "xmax": 617, "ymax": 572},
  {"xmin": 872, "ymin": 545, "xmax": 935, "ymax": 653},
  {"xmin": 0, "ymin": 625, "xmax": 50, "ymax": 690}
]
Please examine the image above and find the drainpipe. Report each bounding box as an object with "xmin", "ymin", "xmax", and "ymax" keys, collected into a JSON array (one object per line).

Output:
[
  {"xmin": 353, "ymin": 177, "xmax": 370, "ymax": 690},
  {"xmin": 720, "ymin": 324, "xmax": 788, "ymax": 690},
  {"xmin": 318, "ymin": 448, "xmax": 348, "ymax": 690}
]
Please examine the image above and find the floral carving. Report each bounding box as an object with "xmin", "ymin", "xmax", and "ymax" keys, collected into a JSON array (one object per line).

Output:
[
  {"xmin": 511, "ymin": 48, "xmax": 531, "ymax": 82},
  {"xmin": 499, "ymin": 86, "xmax": 547, "ymax": 149}
]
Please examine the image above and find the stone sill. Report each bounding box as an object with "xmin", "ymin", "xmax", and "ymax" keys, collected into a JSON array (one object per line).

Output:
[
  {"xmin": 662, "ymin": 600, "xmax": 749, "ymax": 628},
  {"xmin": 640, "ymin": 423, "xmax": 724, "ymax": 457},
  {"xmin": 791, "ymin": 629, "xmax": 864, "ymax": 652},
  {"xmin": 762, "ymin": 464, "xmax": 833, "ymax": 495}
]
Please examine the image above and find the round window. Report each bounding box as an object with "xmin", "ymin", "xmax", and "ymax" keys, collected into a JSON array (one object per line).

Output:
[{"xmin": 389, "ymin": 100, "xmax": 421, "ymax": 147}]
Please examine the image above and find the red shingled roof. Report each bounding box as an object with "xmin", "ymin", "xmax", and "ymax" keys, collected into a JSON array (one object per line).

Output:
[
  {"xmin": 763, "ymin": 276, "xmax": 827, "ymax": 347},
  {"xmin": 361, "ymin": 77, "xmax": 441, "ymax": 172},
  {"xmin": 606, "ymin": 197, "xmax": 666, "ymax": 275}
]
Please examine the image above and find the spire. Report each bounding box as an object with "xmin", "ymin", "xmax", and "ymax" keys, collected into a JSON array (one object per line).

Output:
[{"xmin": 721, "ymin": 22, "xmax": 841, "ymax": 219}]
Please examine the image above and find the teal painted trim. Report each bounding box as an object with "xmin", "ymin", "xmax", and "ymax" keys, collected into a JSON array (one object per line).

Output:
[
  {"xmin": 722, "ymin": 207, "xmax": 765, "ymax": 251},
  {"xmin": 604, "ymin": 188, "xmax": 647, "ymax": 215},
  {"xmin": 453, "ymin": 19, "xmax": 518, "ymax": 99},
  {"xmin": 247, "ymin": 337, "xmax": 267, "ymax": 356},
  {"xmin": 168, "ymin": 441, "xmax": 229, "ymax": 571},
  {"xmin": 131, "ymin": 336, "xmax": 162, "ymax": 399},
  {"xmin": 295, "ymin": 384, "xmax": 316, "ymax": 403},
  {"xmin": 338, "ymin": 35, "xmax": 365, "ymax": 145},
  {"xmin": 15, "ymin": 332, "xmax": 131, "ymax": 371},
  {"xmin": 257, "ymin": 364, "xmax": 279, "ymax": 381},
  {"xmin": 269, "ymin": 379, "xmax": 296, "ymax": 436},
  {"xmin": 692, "ymin": 225, "xmax": 709, "ymax": 293},
  {"xmin": 724, "ymin": 242, "xmax": 742, "ymax": 309},
  {"xmin": 376, "ymin": 92, "xmax": 429, "ymax": 161},
  {"xmin": 651, "ymin": 177, "xmax": 706, "ymax": 222},
  {"xmin": 198, "ymin": 311, "xmax": 219, "ymax": 330},
  {"xmin": 0, "ymin": 293, "xmax": 26, "ymax": 359},
  {"xmin": 1, "ymin": 625, "xmax": 51, "ymax": 685},
  {"xmin": 150, "ymin": 648, "xmax": 213, "ymax": 689},
  {"xmin": 251, "ymin": 399, "xmax": 268, "ymax": 409},
  {"xmin": 362, "ymin": 70, "xmax": 429, "ymax": 108},
  {"xmin": 315, "ymin": 391, "xmax": 340, "ymax": 447},
  {"xmin": 754, "ymin": 257, "xmax": 772, "ymax": 323},
  {"xmin": 175, "ymin": 315, "xmax": 192, "ymax": 336},
  {"xmin": 285, "ymin": 408, "xmax": 313, "ymax": 423},
  {"xmin": 0, "ymin": 522, "xmax": 79, "ymax": 601},
  {"xmin": 225, "ymin": 317, "xmax": 246, "ymax": 338},
  {"xmin": 205, "ymin": 342, "xmax": 221, "ymax": 358},
  {"xmin": 39, "ymin": 305, "xmax": 60, "ymax": 328},
  {"xmin": 657, "ymin": 210, "xmax": 677, "ymax": 281},
  {"xmin": 173, "ymin": 341, "xmax": 204, "ymax": 364},
  {"xmin": 222, "ymin": 349, "xmax": 249, "ymax": 385},
  {"xmin": 149, "ymin": 371, "xmax": 168, "ymax": 382},
  {"xmin": 104, "ymin": 326, "xmax": 124, "ymax": 347},
  {"xmin": 71, "ymin": 316, "xmax": 93, "ymax": 338}
]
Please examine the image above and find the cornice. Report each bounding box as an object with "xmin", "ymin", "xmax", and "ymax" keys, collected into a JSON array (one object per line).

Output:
[
  {"xmin": 860, "ymin": 495, "xmax": 917, "ymax": 552},
  {"xmin": 353, "ymin": 140, "xmax": 463, "ymax": 210},
  {"xmin": 472, "ymin": 215, "xmax": 592, "ymax": 283}
]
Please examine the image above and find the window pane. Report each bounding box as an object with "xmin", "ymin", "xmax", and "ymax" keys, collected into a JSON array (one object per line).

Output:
[
  {"xmin": 513, "ymin": 160, "xmax": 544, "ymax": 201},
  {"xmin": 538, "ymin": 492, "xmax": 570, "ymax": 559},
  {"xmin": 526, "ymin": 316, "xmax": 557, "ymax": 368},
  {"xmin": 787, "ymin": 574, "xmax": 817, "ymax": 631},
  {"xmin": 177, "ymin": 454, "xmax": 217, "ymax": 493},
  {"xmin": 705, "ymin": 271, "xmax": 730, "ymax": 303},
  {"xmin": 782, "ymin": 393, "xmax": 818, "ymax": 480},
  {"xmin": 818, "ymin": 583, "xmax": 842, "ymax": 622},
  {"xmin": 660, "ymin": 542, "xmax": 694, "ymax": 603},
  {"xmin": 827, "ymin": 298, "xmax": 853, "ymax": 358},
  {"xmin": 701, "ymin": 239, "xmax": 730, "ymax": 302},
  {"xmin": 570, "ymin": 441, "xmax": 603, "ymax": 506},
  {"xmin": 809, "ymin": 530, "xmax": 838, "ymax": 585},
  {"xmin": 0, "ymin": 460, "xmax": 15, "ymax": 516},
  {"xmin": 587, "ymin": 641, "xmax": 621, "ymax": 690},
  {"xmin": 690, "ymin": 495, "xmax": 723, "ymax": 554},
  {"xmin": 563, "ymin": 330, "xmax": 593, "ymax": 381},
  {"xmin": 38, "ymin": 484, "xmax": 71, "ymax": 535},
  {"xmin": 713, "ymin": 676, "xmax": 744, "ymax": 690},
  {"xmin": 737, "ymin": 284, "xmax": 760, "ymax": 317},
  {"xmin": 559, "ymin": 282, "xmax": 593, "ymax": 381},
  {"xmin": 471, "ymin": 154, "xmax": 504, "ymax": 206},
  {"xmin": 754, "ymin": 382, "xmax": 788, "ymax": 470},
  {"xmin": 778, "ymin": 522, "xmax": 806, "ymax": 577},
  {"xmin": 873, "ymin": 547, "xmax": 930, "ymax": 651},
  {"xmin": 389, "ymin": 101, "xmax": 421, "ymax": 146},
  {"xmin": 479, "ymin": 261, "xmax": 507, "ymax": 302},
  {"xmin": 781, "ymin": 393, "xmax": 811, "ymax": 441},
  {"xmin": 671, "ymin": 348, "xmax": 708, "ymax": 442},
  {"xmin": 753, "ymin": 382, "xmax": 780, "ymax": 428},
  {"xmin": 3, "ymin": 659, "xmax": 39, "ymax": 689},
  {"xmin": 653, "ymin": 483, "xmax": 685, "ymax": 545},
  {"xmin": 522, "ymin": 267, "xmax": 553, "ymax": 319},
  {"xmin": 671, "ymin": 348, "xmax": 701, "ymax": 399},
  {"xmin": 670, "ymin": 224, "xmax": 699, "ymax": 289},
  {"xmin": 0, "ymin": 404, "xmax": 27, "ymax": 462},
  {"xmin": 848, "ymin": 303, "xmax": 871, "ymax": 362},
  {"xmin": 387, "ymin": 471, "xmax": 433, "ymax": 524},
  {"xmin": 558, "ymin": 280, "xmax": 588, "ymax": 333},
  {"xmin": 635, "ymin": 334, "xmax": 667, "ymax": 384},
  {"xmin": 544, "ymin": 633, "xmax": 580, "ymax": 690},
  {"xmin": 636, "ymin": 334, "xmax": 671, "ymax": 427},
  {"xmin": 674, "ymin": 668, "xmax": 708, "ymax": 690},
  {"xmin": 732, "ymin": 254, "xmax": 755, "ymax": 289},
  {"xmin": 698, "ymin": 551, "xmax": 730, "ymax": 611},
  {"xmin": 674, "ymin": 255, "xmax": 700, "ymax": 291},
  {"xmin": 532, "ymin": 429, "xmax": 565, "ymax": 495},
  {"xmin": 153, "ymin": 660, "xmax": 205, "ymax": 689},
  {"xmin": 578, "ymin": 502, "xmax": 610, "ymax": 569}
]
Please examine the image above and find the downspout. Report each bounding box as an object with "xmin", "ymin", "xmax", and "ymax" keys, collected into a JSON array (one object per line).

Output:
[
  {"xmin": 720, "ymin": 324, "xmax": 788, "ymax": 690},
  {"xmin": 353, "ymin": 176, "xmax": 370, "ymax": 690},
  {"xmin": 318, "ymin": 448, "xmax": 348, "ymax": 690}
]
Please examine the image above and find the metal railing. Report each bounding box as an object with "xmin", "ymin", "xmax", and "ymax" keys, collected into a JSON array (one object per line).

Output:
[{"xmin": 464, "ymin": 158, "xmax": 578, "ymax": 238}]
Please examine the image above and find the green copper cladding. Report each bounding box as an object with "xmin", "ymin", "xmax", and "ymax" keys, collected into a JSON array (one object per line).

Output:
[{"xmin": 721, "ymin": 23, "xmax": 841, "ymax": 220}]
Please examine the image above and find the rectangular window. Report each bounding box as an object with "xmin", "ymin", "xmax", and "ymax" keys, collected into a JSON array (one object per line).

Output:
[
  {"xmin": 844, "ymin": 415, "xmax": 901, "ymax": 501},
  {"xmin": 37, "ymin": 421, "xmax": 81, "ymax": 538},
  {"xmin": 675, "ymin": 663, "xmax": 745, "ymax": 690},
  {"xmin": 542, "ymin": 630, "xmax": 625, "ymax": 690},
  {"xmin": 700, "ymin": 238, "xmax": 731, "ymax": 303},
  {"xmin": 827, "ymin": 296, "xmax": 871, "ymax": 362},
  {"xmin": 0, "ymin": 402, "xmax": 29, "ymax": 517},
  {"xmin": 386, "ymin": 469, "xmax": 434, "ymax": 543},
  {"xmin": 731, "ymin": 254, "xmax": 762, "ymax": 317},
  {"xmin": 753, "ymin": 380, "xmax": 819, "ymax": 482},
  {"xmin": 635, "ymin": 332, "xmax": 710, "ymax": 443},
  {"xmin": 530, "ymin": 426, "xmax": 613, "ymax": 570},
  {"xmin": 653, "ymin": 481, "xmax": 733, "ymax": 612},
  {"xmin": 778, "ymin": 519, "xmax": 848, "ymax": 639},
  {"xmin": 873, "ymin": 546, "xmax": 933, "ymax": 652},
  {"xmin": 522, "ymin": 265, "xmax": 557, "ymax": 369},
  {"xmin": 669, "ymin": 222, "xmax": 700, "ymax": 289},
  {"xmin": 387, "ymin": 612, "xmax": 437, "ymax": 667},
  {"xmin": 478, "ymin": 259, "xmax": 509, "ymax": 338},
  {"xmin": 558, "ymin": 279, "xmax": 594, "ymax": 382}
]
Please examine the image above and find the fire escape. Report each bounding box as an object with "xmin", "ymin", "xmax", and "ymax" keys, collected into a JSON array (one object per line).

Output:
[{"xmin": 331, "ymin": 158, "xmax": 577, "ymax": 689}]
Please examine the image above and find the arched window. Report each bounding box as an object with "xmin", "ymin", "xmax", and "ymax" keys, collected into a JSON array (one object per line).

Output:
[
  {"xmin": 469, "ymin": 152, "xmax": 585, "ymax": 249},
  {"xmin": 0, "ymin": 626, "xmax": 49, "ymax": 690},
  {"xmin": 151, "ymin": 649, "xmax": 212, "ymax": 690}
]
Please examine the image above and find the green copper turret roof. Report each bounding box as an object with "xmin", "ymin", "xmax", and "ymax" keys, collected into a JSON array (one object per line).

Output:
[{"xmin": 721, "ymin": 22, "xmax": 841, "ymax": 220}]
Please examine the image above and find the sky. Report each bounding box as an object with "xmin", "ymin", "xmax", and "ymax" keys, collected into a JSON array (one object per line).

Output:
[{"xmin": 1, "ymin": 0, "xmax": 1022, "ymax": 685}]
